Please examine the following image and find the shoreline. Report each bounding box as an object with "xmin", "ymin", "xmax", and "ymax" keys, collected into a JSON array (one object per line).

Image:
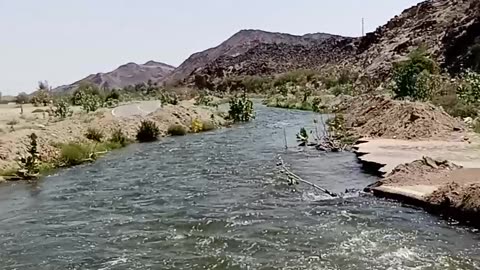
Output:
[{"xmin": 0, "ymin": 100, "xmax": 227, "ymax": 181}]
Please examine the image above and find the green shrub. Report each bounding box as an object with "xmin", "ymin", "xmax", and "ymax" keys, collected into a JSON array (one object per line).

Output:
[
  {"xmin": 109, "ymin": 128, "xmax": 131, "ymax": 147},
  {"xmin": 458, "ymin": 70, "xmax": 480, "ymax": 105},
  {"xmin": 80, "ymin": 93, "xmax": 102, "ymax": 113},
  {"xmin": 85, "ymin": 127, "xmax": 104, "ymax": 142},
  {"xmin": 137, "ymin": 120, "xmax": 160, "ymax": 142},
  {"xmin": 54, "ymin": 99, "xmax": 73, "ymax": 119},
  {"xmin": 167, "ymin": 124, "xmax": 187, "ymax": 136},
  {"xmin": 17, "ymin": 133, "xmax": 40, "ymax": 178},
  {"xmin": 228, "ymin": 95, "xmax": 255, "ymax": 122},
  {"xmin": 392, "ymin": 47, "xmax": 439, "ymax": 101},
  {"xmin": 60, "ymin": 142, "xmax": 92, "ymax": 166}
]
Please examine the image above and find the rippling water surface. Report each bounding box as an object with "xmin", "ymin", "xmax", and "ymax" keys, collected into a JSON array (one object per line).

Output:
[{"xmin": 0, "ymin": 105, "xmax": 479, "ymax": 269}]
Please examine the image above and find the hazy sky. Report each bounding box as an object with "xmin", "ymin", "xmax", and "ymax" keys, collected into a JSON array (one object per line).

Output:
[{"xmin": 0, "ymin": 0, "xmax": 422, "ymax": 95}]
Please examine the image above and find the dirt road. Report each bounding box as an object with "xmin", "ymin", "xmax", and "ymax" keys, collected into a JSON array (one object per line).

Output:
[{"xmin": 111, "ymin": 101, "xmax": 161, "ymax": 118}]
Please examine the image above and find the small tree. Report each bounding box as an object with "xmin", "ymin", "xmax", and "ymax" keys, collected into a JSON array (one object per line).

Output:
[
  {"xmin": 228, "ymin": 94, "xmax": 255, "ymax": 122},
  {"xmin": 31, "ymin": 81, "xmax": 52, "ymax": 106},
  {"xmin": 392, "ymin": 47, "xmax": 439, "ymax": 101},
  {"xmin": 18, "ymin": 133, "xmax": 40, "ymax": 179}
]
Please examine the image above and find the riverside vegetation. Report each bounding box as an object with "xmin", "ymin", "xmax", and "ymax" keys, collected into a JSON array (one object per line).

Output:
[{"xmin": 1, "ymin": 81, "xmax": 256, "ymax": 181}]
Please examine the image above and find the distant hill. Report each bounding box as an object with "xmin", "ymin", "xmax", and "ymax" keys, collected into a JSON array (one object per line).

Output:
[
  {"xmin": 164, "ymin": 29, "xmax": 347, "ymax": 84},
  {"xmin": 54, "ymin": 61, "xmax": 175, "ymax": 93}
]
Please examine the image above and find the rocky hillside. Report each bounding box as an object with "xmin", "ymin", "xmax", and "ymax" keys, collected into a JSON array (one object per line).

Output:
[
  {"xmin": 174, "ymin": 0, "xmax": 480, "ymax": 88},
  {"xmin": 165, "ymin": 29, "xmax": 347, "ymax": 84},
  {"xmin": 353, "ymin": 0, "xmax": 480, "ymax": 79},
  {"xmin": 54, "ymin": 61, "xmax": 175, "ymax": 93}
]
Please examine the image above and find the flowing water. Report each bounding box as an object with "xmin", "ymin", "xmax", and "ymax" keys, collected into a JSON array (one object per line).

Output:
[{"xmin": 0, "ymin": 105, "xmax": 479, "ymax": 270}]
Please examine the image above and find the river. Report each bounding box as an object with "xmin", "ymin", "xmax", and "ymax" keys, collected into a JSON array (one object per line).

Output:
[{"xmin": 0, "ymin": 105, "xmax": 479, "ymax": 269}]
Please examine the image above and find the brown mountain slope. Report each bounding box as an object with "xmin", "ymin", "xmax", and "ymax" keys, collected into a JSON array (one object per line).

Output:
[
  {"xmin": 54, "ymin": 61, "xmax": 175, "ymax": 93},
  {"xmin": 177, "ymin": 0, "xmax": 480, "ymax": 88},
  {"xmin": 166, "ymin": 29, "xmax": 346, "ymax": 84},
  {"xmin": 353, "ymin": 0, "xmax": 480, "ymax": 79}
]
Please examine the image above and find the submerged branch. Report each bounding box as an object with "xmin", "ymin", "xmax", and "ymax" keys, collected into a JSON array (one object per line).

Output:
[{"xmin": 276, "ymin": 156, "xmax": 339, "ymax": 198}]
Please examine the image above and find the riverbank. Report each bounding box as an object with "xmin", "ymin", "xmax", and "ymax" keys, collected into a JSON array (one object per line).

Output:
[
  {"xmin": 341, "ymin": 95, "xmax": 480, "ymax": 225},
  {"xmin": 0, "ymin": 100, "xmax": 226, "ymax": 180}
]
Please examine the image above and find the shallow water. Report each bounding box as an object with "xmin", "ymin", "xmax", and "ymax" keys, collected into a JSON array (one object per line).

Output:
[{"xmin": 0, "ymin": 105, "xmax": 479, "ymax": 269}]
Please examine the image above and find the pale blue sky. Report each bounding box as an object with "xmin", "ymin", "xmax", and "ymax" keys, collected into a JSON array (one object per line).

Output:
[{"xmin": 0, "ymin": 0, "xmax": 422, "ymax": 94}]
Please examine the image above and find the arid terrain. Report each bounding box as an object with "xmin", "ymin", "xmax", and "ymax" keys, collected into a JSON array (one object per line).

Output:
[{"xmin": 0, "ymin": 101, "xmax": 225, "ymax": 176}]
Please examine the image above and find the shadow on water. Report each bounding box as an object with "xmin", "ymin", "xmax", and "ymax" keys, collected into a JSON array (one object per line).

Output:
[{"xmin": 0, "ymin": 105, "xmax": 479, "ymax": 269}]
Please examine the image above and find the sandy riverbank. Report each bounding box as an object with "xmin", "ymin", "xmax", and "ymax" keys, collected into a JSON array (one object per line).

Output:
[{"xmin": 0, "ymin": 100, "xmax": 225, "ymax": 176}]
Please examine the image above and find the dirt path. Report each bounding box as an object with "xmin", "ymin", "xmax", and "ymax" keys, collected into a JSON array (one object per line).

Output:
[{"xmin": 111, "ymin": 101, "xmax": 161, "ymax": 118}]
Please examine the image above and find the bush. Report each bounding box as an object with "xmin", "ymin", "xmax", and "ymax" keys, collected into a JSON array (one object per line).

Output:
[
  {"xmin": 109, "ymin": 128, "xmax": 130, "ymax": 147},
  {"xmin": 136, "ymin": 120, "xmax": 160, "ymax": 142},
  {"xmin": 54, "ymin": 99, "xmax": 73, "ymax": 119},
  {"xmin": 85, "ymin": 127, "xmax": 104, "ymax": 142},
  {"xmin": 190, "ymin": 118, "xmax": 203, "ymax": 133},
  {"xmin": 392, "ymin": 47, "xmax": 439, "ymax": 101},
  {"xmin": 228, "ymin": 95, "xmax": 255, "ymax": 122},
  {"xmin": 80, "ymin": 93, "xmax": 103, "ymax": 113},
  {"xmin": 457, "ymin": 70, "xmax": 480, "ymax": 105},
  {"xmin": 60, "ymin": 142, "xmax": 92, "ymax": 166},
  {"xmin": 167, "ymin": 124, "xmax": 187, "ymax": 136},
  {"xmin": 72, "ymin": 83, "xmax": 102, "ymax": 105},
  {"xmin": 17, "ymin": 133, "xmax": 40, "ymax": 178}
]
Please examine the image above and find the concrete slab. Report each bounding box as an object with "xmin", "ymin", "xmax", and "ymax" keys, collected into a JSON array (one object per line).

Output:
[{"xmin": 355, "ymin": 138, "xmax": 480, "ymax": 175}]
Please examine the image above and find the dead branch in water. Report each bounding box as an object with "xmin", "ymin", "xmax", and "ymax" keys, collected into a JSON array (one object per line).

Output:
[{"xmin": 276, "ymin": 156, "xmax": 339, "ymax": 198}]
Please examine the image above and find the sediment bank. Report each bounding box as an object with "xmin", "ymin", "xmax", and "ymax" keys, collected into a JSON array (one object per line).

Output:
[{"xmin": 0, "ymin": 100, "xmax": 225, "ymax": 180}]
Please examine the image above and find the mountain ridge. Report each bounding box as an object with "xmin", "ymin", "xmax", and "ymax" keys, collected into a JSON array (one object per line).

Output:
[{"xmin": 53, "ymin": 61, "xmax": 175, "ymax": 93}]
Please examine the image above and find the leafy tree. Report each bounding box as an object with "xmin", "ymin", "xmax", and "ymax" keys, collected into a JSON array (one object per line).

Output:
[
  {"xmin": 31, "ymin": 81, "xmax": 52, "ymax": 106},
  {"xmin": 392, "ymin": 47, "xmax": 439, "ymax": 101}
]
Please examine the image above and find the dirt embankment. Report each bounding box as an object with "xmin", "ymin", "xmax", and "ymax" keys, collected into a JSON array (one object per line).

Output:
[
  {"xmin": 339, "ymin": 95, "xmax": 466, "ymax": 140},
  {"xmin": 0, "ymin": 101, "xmax": 224, "ymax": 173},
  {"xmin": 369, "ymin": 157, "xmax": 480, "ymax": 221}
]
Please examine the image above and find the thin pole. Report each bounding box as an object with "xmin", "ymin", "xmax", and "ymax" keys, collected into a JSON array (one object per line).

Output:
[
  {"xmin": 283, "ymin": 127, "xmax": 288, "ymax": 149},
  {"xmin": 362, "ymin": 18, "xmax": 365, "ymax": 36}
]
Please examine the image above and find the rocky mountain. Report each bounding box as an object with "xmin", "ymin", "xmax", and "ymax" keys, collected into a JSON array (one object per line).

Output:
[
  {"xmin": 174, "ymin": 0, "xmax": 480, "ymax": 88},
  {"xmin": 54, "ymin": 61, "xmax": 175, "ymax": 93},
  {"xmin": 352, "ymin": 0, "xmax": 480, "ymax": 79},
  {"xmin": 165, "ymin": 29, "xmax": 346, "ymax": 84}
]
